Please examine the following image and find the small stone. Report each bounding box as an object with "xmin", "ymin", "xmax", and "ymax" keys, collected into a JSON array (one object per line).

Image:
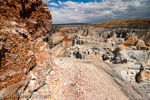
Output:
[{"xmin": 28, "ymin": 51, "xmax": 34, "ymax": 56}]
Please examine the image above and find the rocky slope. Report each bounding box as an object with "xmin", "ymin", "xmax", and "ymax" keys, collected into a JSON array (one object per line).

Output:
[{"xmin": 49, "ymin": 57, "xmax": 149, "ymax": 100}]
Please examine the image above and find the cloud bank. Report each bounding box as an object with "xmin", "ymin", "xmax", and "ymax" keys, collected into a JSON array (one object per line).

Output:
[
  {"xmin": 46, "ymin": 0, "xmax": 150, "ymax": 23},
  {"xmin": 42, "ymin": 0, "xmax": 51, "ymax": 3}
]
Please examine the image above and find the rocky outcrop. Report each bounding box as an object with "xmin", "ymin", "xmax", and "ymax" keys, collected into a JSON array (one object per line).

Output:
[
  {"xmin": 0, "ymin": 0, "xmax": 52, "ymax": 99},
  {"xmin": 0, "ymin": 0, "xmax": 52, "ymax": 40},
  {"xmin": 48, "ymin": 24, "xmax": 95, "ymax": 57},
  {"xmin": 136, "ymin": 64, "xmax": 150, "ymax": 83}
]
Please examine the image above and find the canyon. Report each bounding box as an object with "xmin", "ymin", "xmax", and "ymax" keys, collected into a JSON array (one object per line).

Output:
[
  {"xmin": 49, "ymin": 22, "xmax": 150, "ymax": 98},
  {"xmin": 0, "ymin": 0, "xmax": 150, "ymax": 100}
]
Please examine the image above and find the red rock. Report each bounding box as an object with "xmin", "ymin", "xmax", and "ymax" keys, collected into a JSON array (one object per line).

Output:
[{"xmin": 0, "ymin": 0, "xmax": 52, "ymax": 99}]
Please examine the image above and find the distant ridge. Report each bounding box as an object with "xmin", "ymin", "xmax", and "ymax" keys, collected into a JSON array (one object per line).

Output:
[
  {"xmin": 52, "ymin": 18, "xmax": 150, "ymax": 29},
  {"xmin": 52, "ymin": 23, "xmax": 91, "ymax": 25}
]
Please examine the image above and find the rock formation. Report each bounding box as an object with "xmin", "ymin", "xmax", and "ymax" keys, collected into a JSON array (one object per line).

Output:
[
  {"xmin": 0, "ymin": 0, "xmax": 52, "ymax": 99},
  {"xmin": 50, "ymin": 24, "xmax": 150, "ymax": 57}
]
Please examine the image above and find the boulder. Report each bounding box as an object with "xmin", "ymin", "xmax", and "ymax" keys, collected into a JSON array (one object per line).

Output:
[
  {"xmin": 85, "ymin": 54, "xmax": 102, "ymax": 60},
  {"xmin": 147, "ymin": 42, "xmax": 150, "ymax": 47},
  {"xmin": 124, "ymin": 33, "xmax": 138, "ymax": 46},
  {"xmin": 97, "ymin": 36, "xmax": 104, "ymax": 41},
  {"xmin": 135, "ymin": 39, "xmax": 146, "ymax": 47},
  {"xmin": 107, "ymin": 38, "xmax": 124, "ymax": 45},
  {"xmin": 102, "ymin": 54, "xmax": 111, "ymax": 61},
  {"xmin": 136, "ymin": 64, "xmax": 150, "ymax": 83}
]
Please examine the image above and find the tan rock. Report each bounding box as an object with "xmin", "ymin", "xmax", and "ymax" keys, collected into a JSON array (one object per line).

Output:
[
  {"xmin": 136, "ymin": 70, "xmax": 150, "ymax": 83},
  {"xmin": 98, "ymin": 36, "xmax": 104, "ymax": 41},
  {"xmin": 85, "ymin": 54, "xmax": 102, "ymax": 60},
  {"xmin": 124, "ymin": 33, "xmax": 138, "ymax": 46},
  {"xmin": 118, "ymin": 44, "xmax": 125, "ymax": 50},
  {"xmin": 135, "ymin": 39, "xmax": 146, "ymax": 47},
  {"xmin": 147, "ymin": 43, "xmax": 150, "ymax": 47}
]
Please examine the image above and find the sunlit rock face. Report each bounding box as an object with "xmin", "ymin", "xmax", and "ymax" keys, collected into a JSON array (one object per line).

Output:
[
  {"xmin": 0, "ymin": 0, "xmax": 52, "ymax": 40},
  {"xmin": 0, "ymin": 0, "xmax": 52, "ymax": 99}
]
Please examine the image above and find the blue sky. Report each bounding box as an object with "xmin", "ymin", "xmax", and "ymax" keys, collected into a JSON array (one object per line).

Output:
[{"xmin": 42, "ymin": 0, "xmax": 150, "ymax": 24}]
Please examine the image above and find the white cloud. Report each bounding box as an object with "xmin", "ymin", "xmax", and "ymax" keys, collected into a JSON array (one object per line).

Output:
[
  {"xmin": 49, "ymin": 2, "xmax": 59, "ymax": 6},
  {"xmin": 42, "ymin": 0, "xmax": 51, "ymax": 3},
  {"xmin": 58, "ymin": 0, "xmax": 62, "ymax": 5},
  {"xmin": 48, "ymin": 0, "xmax": 150, "ymax": 23}
]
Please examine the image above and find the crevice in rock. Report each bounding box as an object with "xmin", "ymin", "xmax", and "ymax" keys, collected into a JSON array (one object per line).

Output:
[
  {"xmin": 16, "ymin": 29, "xmax": 28, "ymax": 39},
  {"xmin": 20, "ymin": 0, "xmax": 38, "ymax": 20},
  {"xmin": 75, "ymin": 52, "xmax": 82, "ymax": 59},
  {"xmin": 0, "ymin": 47, "xmax": 7, "ymax": 69},
  {"xmin": 20, "ymin": 0, "xmax": 25, "ymax": 20},
  {"xmin": 28, "ymin": 64, "xmax": 36, "ymax": 74},
  {"xmin": 43, "ymin": 37, "xmax": 49, "ymax": 42},
  {"xmin": 27, "ymin": 82, "xmax": 46, "ymax": 100},
  {"xmin": 16, "ymin": 84, "xmax": 24, "ymax": 99},
  {"xmin": 23, "ymin": 80, "xmax": 30, "ymax": 93}
]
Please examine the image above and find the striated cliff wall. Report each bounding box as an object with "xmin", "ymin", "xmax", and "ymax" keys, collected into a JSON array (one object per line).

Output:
[
  {"xmin": 0, "ymin": 0, "xmax": 52, "ymax": 99},
  {"xmin": 0, "ymin": 0, "xmax": 52, "ymax": 40}
]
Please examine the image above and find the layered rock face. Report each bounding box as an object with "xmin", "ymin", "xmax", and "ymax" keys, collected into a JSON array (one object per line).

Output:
[
  {"xmin": 50, "ymin": 24, "xmax": 150, "ymax": 57},
  {"xmin": 49, "ymin": 24, "xmax": 94, "ymax": 57},
  {"xmin": 0, "ymin": 0, "xmax": 52, "ymax": 40},
  {"xmin": 0, "ymin": 0, "xmax": 52, "ymax": 99}
]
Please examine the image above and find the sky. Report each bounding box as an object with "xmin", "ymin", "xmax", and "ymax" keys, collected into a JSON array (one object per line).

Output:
[{"xmin": 42, "ymin": 0, "xmax": 150, "ymax": 24}]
